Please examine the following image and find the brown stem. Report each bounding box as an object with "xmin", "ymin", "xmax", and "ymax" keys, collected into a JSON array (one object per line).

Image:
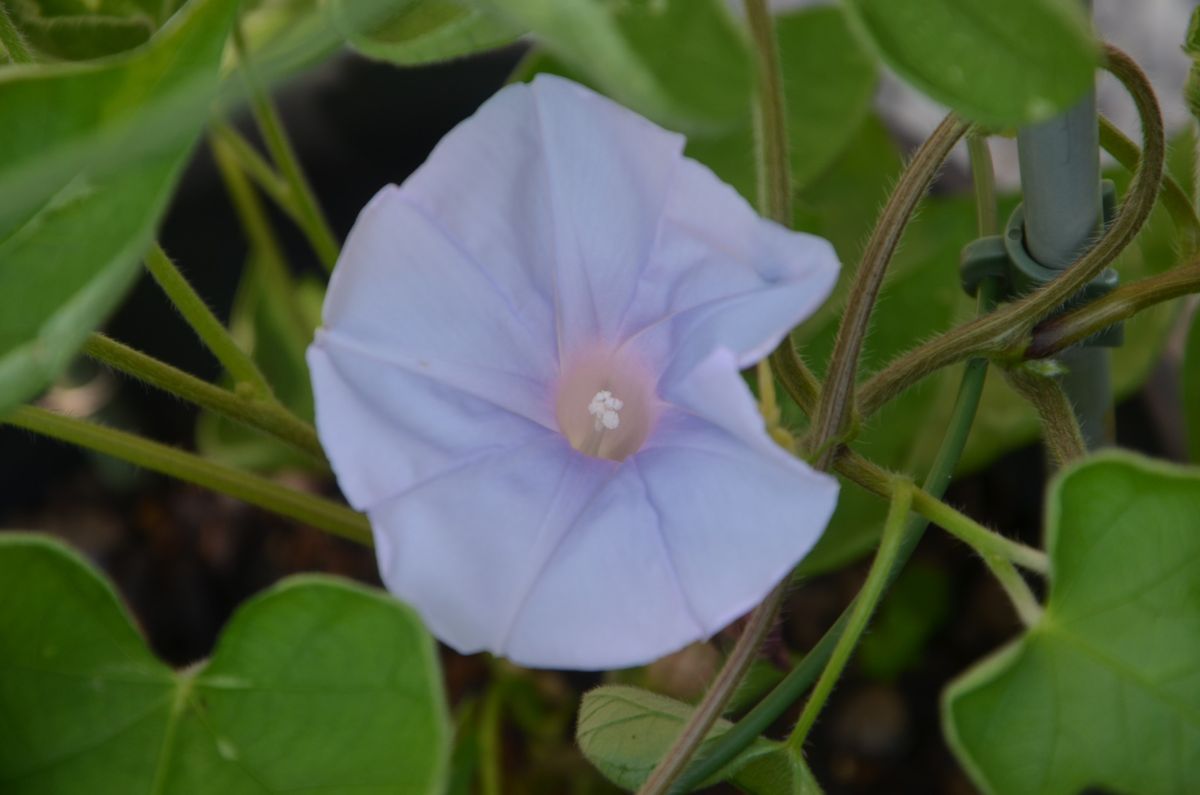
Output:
[
  {"xmin": 809, "ymin": 114, "xmax": 968, "ymax": 467},
  {"xmin": 1029, "ymin": 261, "xmax": 1200, "ymax": 357},
  {"xmin": 1004, "ymin": 366, "xmax": 1088, "ymax": 467}
]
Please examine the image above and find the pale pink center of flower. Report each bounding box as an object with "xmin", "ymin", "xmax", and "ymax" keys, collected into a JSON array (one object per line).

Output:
[{"xmin": 555, "ymin": 347, "xmax": 657, "ymax": 461}]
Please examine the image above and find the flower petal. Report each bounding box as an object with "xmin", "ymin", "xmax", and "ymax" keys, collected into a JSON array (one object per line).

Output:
[
  {"xmin": 308, "ymin": 343, "xmax": 550, "ymax": 511},
  {"xmin": 636, "ymin": 408, "xmax": 840, "ymax": 634},
  {"xmin": 322, "ymin": 185, "xmax": 557, "ymax": 392},
  {"xmin": 368, "ymin": 431, "xmax": 715, "ymax": 670},
  {"xmin": 619, "ymin": 157, "xmax": 840, "ymax": 386},
  {"xmin": 401, "ymin": 74, "xmax": 686, "ymax": 357},
  {"xmin": 525, "ymin": 75, "xmax": 685, "ymax": 353},
  {"xmin": 499, "ymin": 461, "xmax": 707, "ymax": 670}
]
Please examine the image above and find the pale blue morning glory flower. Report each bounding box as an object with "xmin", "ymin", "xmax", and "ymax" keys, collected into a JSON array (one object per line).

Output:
[{"xmin": 307, "ymin": 75, "xmax": 841, "ymax": 670}]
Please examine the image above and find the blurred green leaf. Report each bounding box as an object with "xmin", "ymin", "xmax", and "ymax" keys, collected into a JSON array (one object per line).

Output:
[
  {"xmin": 329, "ymin": 0, "xmax": 521, "ymax": 66},
  {"xmin": 0, "ymin": 533, "xmax": 450, "ymax": 793},
  {"xmin": 1185, "ymin": 309, "xmax": 1200, "ymax": 461},
  {"xmin": 687, "ymin": 5, "xmax": 877, "ymax": 200},
  {"xmin": 944, "ymin": 452, "xmax": 1200, "ymax": 794},
  {"xmin": 512, "ymin": 6, "xmax": 875, "ymax": 198},
  {"xmin": 232, "ymin": 0, "xmax": 340, "ymax": 78},
  {"xmin": 843, "ymin": 0, "xmax": 1098, "ymax": 126},
  {"xmin": 858, "ymin": 562, "xmax": 952, "ymax": 681},
  {"xmin": 487, "ymin": 0, "xmax": 752, "ymax": 133},
  {"xmin": 196, "ymin": 261, "xmax": 323, "ymax": 472},
  {"xmin": 577, "ymin": 685, "xmax": 820, "ymax": 793},
  {"xmin": 0, "ymin": 0, "xmax": 236, "ymax": 418}
]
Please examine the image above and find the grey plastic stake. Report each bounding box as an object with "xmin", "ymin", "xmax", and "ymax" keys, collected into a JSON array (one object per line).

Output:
[{"xmin": 1014, "ymin": 10, "xmax": 1111, "ymax": 449}]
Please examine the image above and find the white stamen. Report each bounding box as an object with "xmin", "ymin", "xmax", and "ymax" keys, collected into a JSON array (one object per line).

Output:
[{"xmin": 588, "ymin": 390, "xmax": 623, "ymax": 432}]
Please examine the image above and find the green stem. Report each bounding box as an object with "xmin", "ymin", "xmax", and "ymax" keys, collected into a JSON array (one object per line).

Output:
[
  {"xmin": 839, "ymin": 452, "xmax": 1046, "ymax": 613},
  {"xmin": 83, "ymin": 333, "xmax": 325, "ymax": 462},
  {"xmin": 768, "ymin": 341, "xmax": 820, "ymax": 416},
  {"xmin": 673, "ymin": 137, "xmax": 1004, "ymax": 791},
  {"xmin": 747, "ymin": 0, "xmax": 825, "ymax": 423},
  {"xmin": 1004, "ymin": 364, "xmax": 1087, "ymax": 467},
  {"xmin": 210, "ymin": 133, "xmax": 313, "ymax": 354},
  {"xmin": 983, "ymin": 551, "xmax": 1044, "ymax": 627},
  {"xmin": 968, "ymin": 135, "xmax": 999, "ymax": 237},
  {"xmin": 0, "ymin": 3, "xmax": 32, "ymax": 63},
  {"xmin": 479, "ymin": 680, "xmax": 505, "ymax": 795},
  {"xmin": 810, "ymin": 114, "xmax": 968, "ymax": 467},
  {"xmin": 857, "ymin": 45, "xmax": 1165, "ymax": 418},
  {"xmin": 786, "ymin": 480, "xmax": 912, "ymax": 751},
  {"xmin": 745, "ymin": 0, "xmax": 791, "ymax": 225},
  {"xmin": 4, "ymin": 406, "xmax": 370, "ymax": 545},
  {"xmin": 909, "ymin": 487, "xmax": 1047, "ymax": 572},
  {"xmin": 233, "ymin": 27, "xmax": 340, "ymax": 272},
  {"xmin": 211, "ymin": 122, "xmax": 302, "ymax": 223},
  {"xmin": 144, "ymin": 243, "xmax": 273, "ymax": 398}
]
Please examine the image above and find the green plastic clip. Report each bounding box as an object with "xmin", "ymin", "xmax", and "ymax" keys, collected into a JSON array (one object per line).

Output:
[{"xmin": 959, "ymin": 179, "xmax": 1122, "ymax": 348}]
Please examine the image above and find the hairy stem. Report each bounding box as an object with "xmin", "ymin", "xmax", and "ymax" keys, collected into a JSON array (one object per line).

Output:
[
  {"xmin": 1029, "ymin": 261, "xmax": 1200, "ymax": 357},
  {"xmin": 4, "ymin": 406, "xmax": 369, "ymax": 544},
  {"xmin": 210, "ymin": 133, "xmax": 313, "ymax": 354},
  {"xmin": 211, "ymin": 121, "xmax": 302, "ymax": 223},
  {"xmin": 768, "ymin": 341, "xmax": 820, "ymax": 416},
  {"xmin": 858, "ymin": 45, "xmax": 1165, "ymax": 418},
  {"xmin": 787, "ymin": 480, "xmax": 912, "ymax": 751},
  {"xmin": 1099, "ymin": 114, "xmax": 1200, "ymax": 254},
  {"xmin": 0, "ymin": 4, "xmax": 32, "ymax": 63},
  {"xmin": 835, "ymin": 450, "xmax": 1047, "ymax": 572},
  {"xmin": 984, "ymin": 553, "xmax": 1045, "ymax": 627},
  {"xmin": 810, "ymin": 114, "xmax": 968, "ymax": 467},
  {"xmin": 1004, "ymin": 365, "xmax": 1087, "ymax": 467},
  {"xmin": 233, "ymin": 26, "xmax": 340, "ymax": 272},
  {"xmin": 746, "ymin": 0, "xmax": 791, "ymax": 224},
  {"xmin": 144, "ymin": 243, "xmax": 273, "ymax": 398},
  {"xmin": 84, "ymin": 333, "xmax": 325, "ymax": 462},
  {"xmin": 968, "ymin": 135, "xmax": 999, "ymax": 237},
  {"xmin": 636, "ymin": 582, "xmax": 789, "ymax": 795},
  {"xmin": 909, "ymin": 487, "xmax": 1048, "ymax": 572}
]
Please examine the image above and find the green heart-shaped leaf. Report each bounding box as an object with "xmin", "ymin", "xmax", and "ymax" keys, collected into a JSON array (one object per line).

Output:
[
  {"xmin": 0, "ymin": 533, "xmax": 450, "ymax": 793},
  {"xmin": 943, "ymin": 452, "xmax": 1200, "ymax": 794}
]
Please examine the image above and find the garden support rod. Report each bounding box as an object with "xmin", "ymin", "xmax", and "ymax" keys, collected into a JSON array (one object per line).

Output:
[{"xmin": 1014, "ymin": 1, "xmax": 1110, "ymax": 448}]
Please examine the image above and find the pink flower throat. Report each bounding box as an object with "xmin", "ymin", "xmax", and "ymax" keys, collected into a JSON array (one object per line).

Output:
[{"xmin": 555, "ymin": 347, "xmax": 657, "ymax": 461}]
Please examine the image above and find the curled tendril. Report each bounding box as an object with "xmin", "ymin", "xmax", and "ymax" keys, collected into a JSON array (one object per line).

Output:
[{"xmin": 857, "ymin": 43, "xmax": 1166, "ymax": 420}]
